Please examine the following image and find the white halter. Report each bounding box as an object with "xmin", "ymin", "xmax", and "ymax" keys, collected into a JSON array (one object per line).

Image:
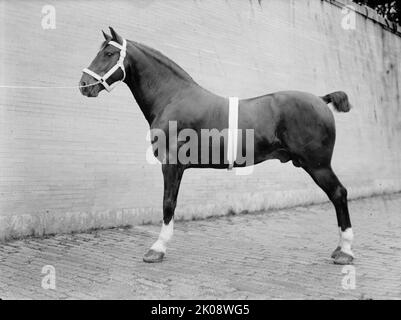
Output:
[{"xmin": 82, "ymin": 39, "xmax": 127, "ymax": 92}]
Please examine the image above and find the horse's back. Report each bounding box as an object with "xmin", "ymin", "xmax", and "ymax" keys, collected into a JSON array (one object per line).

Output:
[
  {"xmin": 251, "ymin": 90, "xmax": 332, "ymax": 117},
  {"xmin": 242, "ymin": 90, "xmax": 337, "ymax": 167}
]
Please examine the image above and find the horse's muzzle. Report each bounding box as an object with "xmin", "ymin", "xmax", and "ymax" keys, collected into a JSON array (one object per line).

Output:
[{"xmin": 79, "ymin": 74, "xmax": 100, "ymax": 97}]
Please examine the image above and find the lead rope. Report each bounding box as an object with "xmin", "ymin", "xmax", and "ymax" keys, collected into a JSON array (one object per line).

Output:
[
  {"xmin": 0, "ymin": 39, "xmax": 127, "ymax": 91},
  {"xmin": 0, "ymin": 82, "xmax": 101, "ymax": 89}
]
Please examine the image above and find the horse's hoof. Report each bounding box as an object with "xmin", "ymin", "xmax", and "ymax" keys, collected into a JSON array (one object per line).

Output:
[
  {"xmin": 331, "ymin": 246, "xmax": 342, "ymax": 259},
  {"xmin": 333, "ymin": 251, "xmax": 354, "ymax": 265},
  {"xmin": 143, "ymin": 249, "xmax": 165, "ymax": 263}
]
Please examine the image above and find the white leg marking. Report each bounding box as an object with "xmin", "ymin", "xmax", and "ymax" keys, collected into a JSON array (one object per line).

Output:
[
  {"xmin": 339, "ymin": 227, "xmax": 354, "ymax": 257},
  {"xmin": 150, "ymin": 220, "xmax": 174, "ymax": 254},
  {"xmin": 337, "ymin": 228, "xmax": 342, "ymax": 247}
]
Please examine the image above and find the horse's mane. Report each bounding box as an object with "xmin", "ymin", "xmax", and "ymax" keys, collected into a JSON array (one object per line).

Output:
[
  {"xmin": 132, "ymin": 41, "xmax": 195, "ymax": 83},
  {"xmin": 99, "ymin": 39, "xmax": 195, "ymax": 83}
]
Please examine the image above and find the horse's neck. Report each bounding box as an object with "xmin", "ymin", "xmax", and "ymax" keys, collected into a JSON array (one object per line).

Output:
[{"xmin": 124, "ymin": 42, "xmax": 196, "ymax": 124}]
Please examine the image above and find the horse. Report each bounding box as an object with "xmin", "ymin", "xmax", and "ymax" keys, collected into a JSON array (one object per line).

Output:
[{"xmin": 79, "ymin": 27, "xmax": 354, "ymax": 265}]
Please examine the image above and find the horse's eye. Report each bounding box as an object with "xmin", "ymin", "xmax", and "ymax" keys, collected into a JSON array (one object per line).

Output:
[{"xmin": 106, "ymin": 52, "xmax": 113, "ymax": 57}]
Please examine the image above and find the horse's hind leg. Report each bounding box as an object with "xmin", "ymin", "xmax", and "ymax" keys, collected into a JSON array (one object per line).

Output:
[
  {"xmin": 303, "ymin": 165, "xmax": 354, "ymax": 265},
  {"xmin": 143, "ymin": 164, "xmax": 185, "ymax": 263}
]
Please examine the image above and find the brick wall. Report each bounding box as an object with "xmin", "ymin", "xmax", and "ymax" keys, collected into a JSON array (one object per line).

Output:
[{"xmin": 1, "ymin": 0, "xmax": 400, "ymax": 240}]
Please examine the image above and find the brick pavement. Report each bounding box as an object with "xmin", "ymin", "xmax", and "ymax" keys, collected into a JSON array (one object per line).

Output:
[{"xmin": 0, "ymin": 193, "xmax": 400, "ymax": 300}]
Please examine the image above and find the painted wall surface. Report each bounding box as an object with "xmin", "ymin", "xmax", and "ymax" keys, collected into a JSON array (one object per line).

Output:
[{"xmin": 0, "ymin": 0, "xmax": 400, "ymax": 239}]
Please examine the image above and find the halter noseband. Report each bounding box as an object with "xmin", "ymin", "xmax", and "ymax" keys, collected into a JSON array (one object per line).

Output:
[{"xmin": 82, "ymin": 38, "xmax": 127, "ymax": 92}]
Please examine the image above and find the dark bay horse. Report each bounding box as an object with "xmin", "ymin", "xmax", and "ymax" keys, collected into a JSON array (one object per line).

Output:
[{"xmin": 80, "ymin": 28, "xmax": 354, "ymax": 265}]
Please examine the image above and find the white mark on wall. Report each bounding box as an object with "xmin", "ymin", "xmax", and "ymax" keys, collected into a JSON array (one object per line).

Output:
[
  {"xmin": 341, "ymin": 5, "xmax": 356, "ymax": 30},
  {"xmin": 41, "ymin": 5, "xmax": 56, "ymax": 30}
]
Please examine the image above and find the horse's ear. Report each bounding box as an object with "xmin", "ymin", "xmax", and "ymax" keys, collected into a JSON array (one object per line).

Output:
[
  {"xmin": 109, "ymin": 26, "xmax": 123, "ymax": 43},
  {"xmin": 102, "ymin": 30, "xmax": 112, "ymax": 41}
]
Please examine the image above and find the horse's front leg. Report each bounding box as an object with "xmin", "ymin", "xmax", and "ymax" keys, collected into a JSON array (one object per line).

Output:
[{"xmin": 143, "ymin": 164, "xmax": 185, "ymax": 263}]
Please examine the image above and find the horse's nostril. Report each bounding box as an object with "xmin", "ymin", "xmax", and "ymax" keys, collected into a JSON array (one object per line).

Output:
[{"xmin": 81, "ymin": 81, "xmax": 86, "ymax": 87}]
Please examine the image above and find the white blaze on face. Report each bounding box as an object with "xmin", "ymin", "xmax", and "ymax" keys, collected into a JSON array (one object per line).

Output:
[
  {"xmin": 150, "ymin": 220, "xmax": 174, "ymax": 253},
  {"xmin": 339, "ymin": 227, "xmax": 354, "ymax": 257}
]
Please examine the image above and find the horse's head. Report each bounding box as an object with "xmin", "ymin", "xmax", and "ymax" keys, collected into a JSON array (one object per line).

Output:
[{"xmin": 80, "ymin": 27, "xmax": 127, "ymax": 97}]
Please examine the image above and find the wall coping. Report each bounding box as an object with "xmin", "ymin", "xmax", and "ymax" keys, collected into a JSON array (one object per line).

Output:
[{"xmin": 323, "ymin": 0, "xmax": 401, "ymax": 36}]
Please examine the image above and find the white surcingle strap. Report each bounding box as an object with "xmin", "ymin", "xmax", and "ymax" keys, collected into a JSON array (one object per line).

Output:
[
  {"xmin": 227, "ymin": 96, "xmax": 239, "ymax": 170},
  {"xmin": 82, "ymin": 38, "xmax": 127, "ymax": 92}
]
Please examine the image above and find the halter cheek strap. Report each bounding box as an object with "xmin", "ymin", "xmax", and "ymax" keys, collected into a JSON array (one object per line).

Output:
[{"xmin": 82, "ymin": 38, "xmax": 127, "ymax": 92}]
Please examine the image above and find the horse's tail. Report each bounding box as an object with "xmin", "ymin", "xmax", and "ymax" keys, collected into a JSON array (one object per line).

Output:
[{"xmin": 320, "ymin": 91, "xmax": 352, "ymax": 112}]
